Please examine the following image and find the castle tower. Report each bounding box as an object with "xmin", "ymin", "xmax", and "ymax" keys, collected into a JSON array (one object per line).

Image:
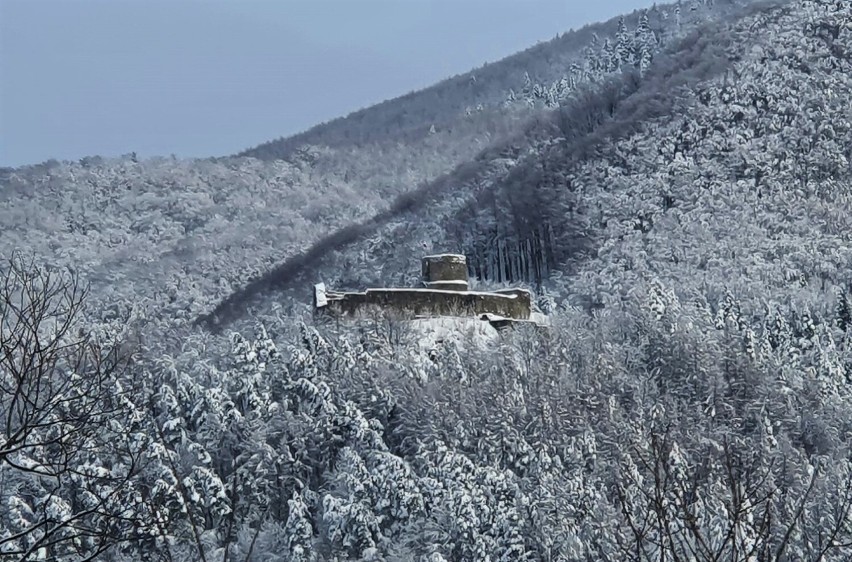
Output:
[{"xmin": 421, "ymin": 254, "xmax": 469, "ymax": 291}]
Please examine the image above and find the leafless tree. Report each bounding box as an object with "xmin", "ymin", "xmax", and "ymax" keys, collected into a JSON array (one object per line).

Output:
[
  {"xmin": 616, "ymin": 427, "xmax": 852, "ymax": 562},
  {"xmin": 0, "ymin": 252, "xmax": 148, "ymax": 561}
]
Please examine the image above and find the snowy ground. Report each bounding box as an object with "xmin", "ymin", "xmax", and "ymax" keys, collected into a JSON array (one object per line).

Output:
[{"xmin": 408, "ymin": 316, "xmax": 501, "ymax": 354}]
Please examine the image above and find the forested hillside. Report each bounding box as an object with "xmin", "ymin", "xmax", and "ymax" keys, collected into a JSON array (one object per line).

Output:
[
  {"xmin": 323, "ymin": 0, "xmax": 852, "ymax": 306},
  {"xmin": 4, "ymin": 0, "xmax": 852, "ymax": 561},
  {"xmin": 1, "ymin": 0, "xmax": 735, "ymax": 332},
  {"xmin": 239, "ymin": 0, "xmax": 739, "ymax": 160}
]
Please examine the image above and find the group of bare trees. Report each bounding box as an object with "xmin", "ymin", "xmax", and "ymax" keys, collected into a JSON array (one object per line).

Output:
[
  {"xmin": 0, "ymin": 253, "xmax": 147, "ymax": 561},
  {"xmin": 616, "ymin": 428, "xmax": 852, "ymax": 561}
]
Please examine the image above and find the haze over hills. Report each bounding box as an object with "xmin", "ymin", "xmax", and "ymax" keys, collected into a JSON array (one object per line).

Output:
[
  {"xmin": 0, "ymin": 0, "xmax": 662, "ymax": 166},
  {"xmin": 3, "ymin": 0, "xmax": 852, "ymax": 560}
]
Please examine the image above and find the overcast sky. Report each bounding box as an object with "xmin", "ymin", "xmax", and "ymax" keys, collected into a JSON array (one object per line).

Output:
[{"xmin": 0, "ymin": 0, "xmax": 654, "ymax": 166}]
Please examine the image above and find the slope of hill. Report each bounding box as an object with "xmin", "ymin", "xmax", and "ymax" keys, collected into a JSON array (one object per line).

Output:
[
  {"xmin": 173, "ymin": 0, "xmax": 852, "ymax": 559},
  {"xmin": 239, "ymin": 0, "xmax": 746, "ymax": 160},
  {"xmin": 201, "ymin": 0, "xmax": 778, "ymax": 329},
  {"xmin": 6, "ymin": 0, "xmax": 852, "ymax": 560},
  {"xmin": 0, "ymin": 0, "xmax": 740, "ymax": 334}
]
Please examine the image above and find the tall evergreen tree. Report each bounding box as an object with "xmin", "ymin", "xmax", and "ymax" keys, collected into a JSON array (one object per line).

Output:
[{"xmin": 615, "ymin": 16, "xmax": 632, "ymax": 68}]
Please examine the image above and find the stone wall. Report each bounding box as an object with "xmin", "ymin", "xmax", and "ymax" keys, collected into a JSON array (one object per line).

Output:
[
  {"xmin": 421, "ymin": 254, "xmax": 469, "ymax": 291},
  {"xmin": 314, "ymin": 254, "xmax": 534, "ymax": 323},
  {"xmin": 318, "ymin": 287, "xmax": 531, "ymax": 320}
]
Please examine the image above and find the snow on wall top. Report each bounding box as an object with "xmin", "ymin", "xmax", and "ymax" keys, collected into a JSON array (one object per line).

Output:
[
  {"xmin": 362, "ymin": 287, "xmax": 525, "ymax": 299},
  {"xmin": 422, "ymin": 254, "xmax": 466, "ymax": 262}
]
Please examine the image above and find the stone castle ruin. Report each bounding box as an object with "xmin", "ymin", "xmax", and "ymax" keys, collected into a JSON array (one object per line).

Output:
[{"xmin": 314, "ymin": 254, "xmax": 534, "ymax": 328}]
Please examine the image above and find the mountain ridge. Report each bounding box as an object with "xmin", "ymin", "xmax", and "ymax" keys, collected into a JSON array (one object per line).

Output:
[
  {"xmin": 237, "ymin": 0, "xmax": 751, "ymax": 162},
  {"xmin": 1, "ymin": 0, "xmax": 746, "ymax": 335}
]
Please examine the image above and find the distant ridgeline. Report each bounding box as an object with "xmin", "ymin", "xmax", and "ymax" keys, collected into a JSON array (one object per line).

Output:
[{"xmin": 314, "ymin": 254, "xmax": 539, "ymax": 329}]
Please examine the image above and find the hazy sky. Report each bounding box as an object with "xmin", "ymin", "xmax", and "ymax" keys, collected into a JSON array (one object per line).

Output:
[{"xmin": 0, "ymin": 0, "xmax": 654, "ymax": 166}]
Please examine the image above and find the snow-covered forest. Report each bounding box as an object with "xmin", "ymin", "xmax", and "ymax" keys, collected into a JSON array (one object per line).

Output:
[{"xmin": 3, "ymin": 0, "xmax": 852, "ymax": 560}]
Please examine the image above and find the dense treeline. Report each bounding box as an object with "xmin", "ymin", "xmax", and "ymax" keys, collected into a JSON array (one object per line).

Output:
[{"xmin": 5, "ymin": 253, "xmax": 851, "ymax": 560}]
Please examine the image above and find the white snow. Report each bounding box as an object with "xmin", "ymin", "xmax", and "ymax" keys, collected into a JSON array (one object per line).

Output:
[
  {"xmin": 314, "ymin": 283, "xmax": 328, "ymax": 307},
  {"xmin": 529, "ymin": 311, "xmax": 551, "ymax": 326},
  {"xmin": 479, "ymin": 313, "xmax": 507, "ymax": 322},
  {"xmin": 424, "ymin": 280, "xmax": 468, "ymax": 285},
  {"xmin": 422, "ymin": 254, "xmax": 466, "ymax": 261},
  {"xmin": 363, "ymin": 288, "xmax": 523, "ymax": 298},
  {"xmin": 409, "ymin": 316, "xmax": 500, "ymax": 353}
]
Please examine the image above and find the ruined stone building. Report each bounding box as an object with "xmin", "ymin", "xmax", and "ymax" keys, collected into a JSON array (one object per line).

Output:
[{"xmin": 314, "ymin": 254, "xmax": 535, "ymax": 329}]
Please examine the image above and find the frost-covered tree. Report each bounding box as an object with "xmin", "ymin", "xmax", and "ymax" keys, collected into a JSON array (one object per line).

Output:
[
  {"xmin": 615, "ymin": 16, "xmax": 632, "ymax": 68},
  {"xmin": 0, "ymin": 254, "xmax": 150, "ymax": 560}
]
